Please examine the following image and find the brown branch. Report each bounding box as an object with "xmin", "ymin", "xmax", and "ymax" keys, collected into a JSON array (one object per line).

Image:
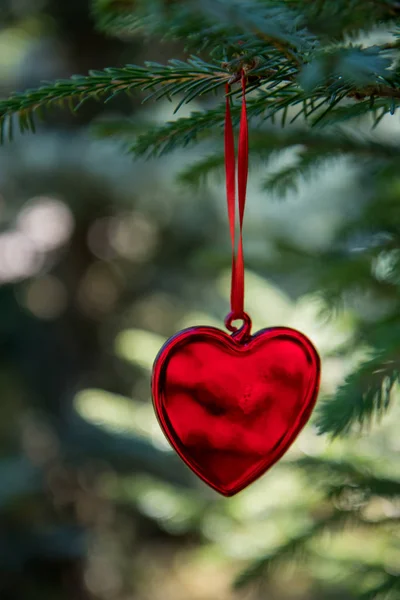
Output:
[{"xmin": 350, "ymin": 85, "xmax": 400, "ymax": 100}]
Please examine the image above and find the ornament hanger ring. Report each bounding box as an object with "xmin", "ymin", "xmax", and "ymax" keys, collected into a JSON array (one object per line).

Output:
[{"xmin": 225, "ymin": 311, "xmax": 252, "ymax": 341}]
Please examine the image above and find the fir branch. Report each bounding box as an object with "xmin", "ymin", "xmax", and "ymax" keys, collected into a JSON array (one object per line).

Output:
[
  {"xmin": 234, "ymin": 509, "xmax": 351, "ymax": 589},
  {"xmin": 262, "ymin": 149, "xmax": 326, "ymax": 196},
  {"xmin": 0, "ymin": 59, "xmax": 227, "ymax": 142},
  {"xmin": 91, "ymin": 0, "xmax": 237, "ymax": 53},
  {"xmin": 127, "ymin": 95, "xmax": 283, "ymax": 157},
  {"xmin": 91, "ymin": 0, "xmax": 317, "ymax": 59},
  {"xmin": 235, "ymin": 455, "xmax": 400, "ymax": 590},
  {"xmin": 316, "ymin": 353, "xmax": 400, "ymax": 437},
  {"xmin": 360, "ymin": 574, "xmax": 400, "ymax": 600},
  {"xmin": 295, "ymin": 457, "xmax": 400, "ymax": 499},
  {"xmin": 129, "ymin": 107, "xmax": 228, "ymax": 158},
  {"xmin": 174, "ymin": 128, "xmax": 400, "ymax": 192},
  {"xmin": 312, "ymin": 97, "xmax": 400, "ymax": 126},
  {"xmin": 313, "ymin": 246, "xmax": 398, "ymax": 318},
  {"xmin": 286, "ymin": 0, "xmax": 400, "ymax": 39},
  {"xmin": 177, "ymin": 153, "xmax": 226, "ymax": 186},
  {"xmin": 2, "ymin": 49, "xmax": 400, "ymax": 145},
  {"xmin": 295, "ymin": 456, "xmax": 375, "ymax": 479},
  {"xmin": 299, "ymin": 45, "xmax": 393, "ymax": 93},
  {"xmin": 126, "ymin": 89, "xmax": 400, "ymax": 159},
  {"xmin": 258, "ymin": 126, "xmax": 400, "ymax": 194},
  {"xmin": 200, "ymin": 0, "xmax": 317, "ymax": 57},
  {"xmin": 335, "ymin": 562, "xmax": 400, "ymax": 599},
  {"xmin": 2, "ymin": 2, "xmax": 400, "ymax": 150}
]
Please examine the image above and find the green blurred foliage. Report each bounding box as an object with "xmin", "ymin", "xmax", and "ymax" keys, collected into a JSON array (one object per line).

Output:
[{"xmin": 0, "ymin": 2, "xmax": 399, "ymax": 600}]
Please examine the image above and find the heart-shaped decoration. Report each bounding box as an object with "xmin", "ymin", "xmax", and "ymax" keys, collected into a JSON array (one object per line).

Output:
[{"xmin": 152, "ymin": 317, "xmax": 320, "ymax": 496}]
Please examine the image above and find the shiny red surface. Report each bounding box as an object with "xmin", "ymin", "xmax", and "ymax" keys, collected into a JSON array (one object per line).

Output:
[{"xmin": 152, "ymin": 321, "xmax": 320, "ymax": 496}]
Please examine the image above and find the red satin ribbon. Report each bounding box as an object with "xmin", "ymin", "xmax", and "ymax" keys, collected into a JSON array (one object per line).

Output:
[{"xmin": 225, "ymin": 71, "xmax": 248, "ymax": 319}]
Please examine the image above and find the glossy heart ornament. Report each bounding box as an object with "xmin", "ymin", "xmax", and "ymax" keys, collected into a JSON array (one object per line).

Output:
[{"xmin": 152, "ymin": 314, "xmax": 320, "ymax": 496}]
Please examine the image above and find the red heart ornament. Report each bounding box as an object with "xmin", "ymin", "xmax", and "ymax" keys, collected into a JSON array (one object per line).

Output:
[{"xmin": 152, "ymin": 316, "xmax": 320, "ymax": 496}]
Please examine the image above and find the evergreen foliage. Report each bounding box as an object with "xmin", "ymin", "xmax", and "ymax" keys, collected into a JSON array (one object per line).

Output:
[{"xmin": 2, "ymin": 1, "xmax": 400, "ymax": 596}]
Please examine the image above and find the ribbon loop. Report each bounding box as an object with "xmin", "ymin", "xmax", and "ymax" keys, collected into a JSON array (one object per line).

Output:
[{"xmin": 225, "ymin": 71, "xmax": 248, "ymax": 319}]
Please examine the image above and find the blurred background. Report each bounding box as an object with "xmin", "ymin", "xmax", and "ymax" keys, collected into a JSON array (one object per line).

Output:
[{"xmin": 0, "ymin": 2, "xmax": 399, "ymax": 599}]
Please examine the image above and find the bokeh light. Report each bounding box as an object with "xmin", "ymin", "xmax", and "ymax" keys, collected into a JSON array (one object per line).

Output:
[
  {"xmin": 22, "ymin": 275, "xmax": 68, "ymax": 319},
  {"xmin": 17, "ymin": 195, "xmax": 74, "ymax": 252}
]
